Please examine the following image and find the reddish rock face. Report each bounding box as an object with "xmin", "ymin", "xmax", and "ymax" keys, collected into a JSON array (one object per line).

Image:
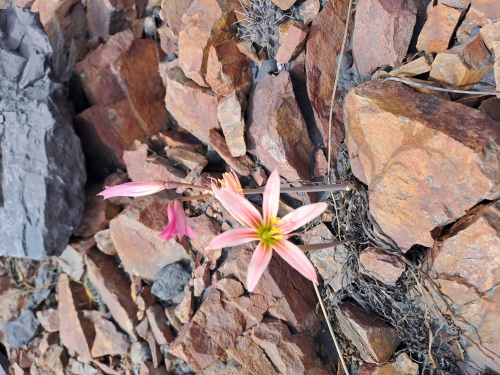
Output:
[
  {"xmin": 344, "ymin": 79, "xmax": 500, "ymax": 250},
  {"xmin": 271, "ymin": 0, "xmax": 295, "ymax": 10},
  {"xmin": 160, "ymin": 0, "xmax": 195, "ymax": 37},
  {"xmin": 352, "ymin": 0, "xmax": 416, "ymax": 75},
  {"xmin": 336, "ymin": 302, "xmax": 401, "ymax": 363},
  {"xmin": 456, "ymin": 0, "xmax": 500, "ymax": 42},
  {"xmin": 185, "ymin": 214, "xmax": 222, "ymax": 266},
  {"xmin": 218, "ymin": 91, "xmax": 247, "ymax": 157},
  {"xmin": 208, "ymin": 129, "xmax": 254, "ymax": 176},
  {"xmin": 424, "ymin": 201, "xmax": 500, "ymax": 373},
  {"xmin": 359, "ymin": 247, "xmax": 406, "ymax": 286},
  {"xmin": 90, "ymin": 313, "xmax": 130, "ymax": 357},
  {"xmin": 162, "ymin": 65, "xmax": 220, "ymax": 144},
  {"xmin": 246, "ymin": 71, "xmax": 314, "ymax": 182},
  {"xmin": 416, "ymin": 4, "xmax": 465, "ymax": 53},
  {"xmin": 275, "ymin": 20, "xmax": 309, "ymax": 65},
  {"xmin": 305, "ymin": 0, "xmax": 352, "ymax": 154},
  {"xmin": 109, "ymin": 192, "xmax": 193, "ymax": 280}
]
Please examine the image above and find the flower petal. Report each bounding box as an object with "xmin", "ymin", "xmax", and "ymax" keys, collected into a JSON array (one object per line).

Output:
[
  {"xmin": 207, "ymin": 228, "xmax": 259, "ymax": 249},
  {"xmin": 279, "ymin": 202, "xmax": 328, "ymax": 234},
  {"xmin": 247, "ymin": 242, "xmax": 272, "ymax": 292},
  {"xmin": 273, "ymin": 240, "xmax": 318, "ymax": 284},
  {"xmin": 212, "ymin": 182, "xmax": 262, "ymax": 229},
  {"xmin": 97, "ymin": 182, "xmax": 166, "ymax": 199},
  {"xmin": 262, "ymin": 170, "xmax": 280, "ymax": 224}
]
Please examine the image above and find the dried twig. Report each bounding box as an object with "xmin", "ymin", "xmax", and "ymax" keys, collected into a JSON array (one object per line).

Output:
[{"xmin": 383, "ymin": 77, "xmax": 499, "ymax": 96}]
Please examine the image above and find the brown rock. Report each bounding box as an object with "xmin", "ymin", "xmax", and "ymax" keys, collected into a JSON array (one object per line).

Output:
[
  {"xmin": 479, "ymin": 97, "xmax": 500, "ymax": 121},
  {"xmin": 91, "ymin": 313, "xmax": 130, "ymax": 357},
  {"xmin": 146, "ymin": 304, "xmax": 175, "ymax": 345},
  {"xmin": 157, "ymin": 24, "xmax": 178, "ymax": 55},
  {"xmin": 85, "ymin": 249, "xmax": 138, "ymax": 338},
  {"xmin": 86, "ymin": 0, "xmax": 146, "ymax": 39},
  {"xmin": 160, "ymin": 0, "xmax": 195, "ymax": 37},
  {"xmin": 271, "ymin": 0, "xmax": 295, "ymax": 10},
  {"xmin": 209, "ymin": 129, "xmax": 254, "ymax": 176},
  {"xmin": 36, "ymin": 308, "xmax": 60, "ymax": 333},
  {"xmin": 109, "ymin": 192, "xmax": 193, "ymax": 280},
  {"xmin": 186, "ymin": 214, "xmax": 222, "ymax": 266},
  {"xmin": 165, "ymin": 305, "xmax": 184, "ymax": 332},
  {"xmin": 352, "ymin": 0, "xmax": 416, "ymax": 75},
  {"xmin": 58, "ymin": 274, "xmax": 94, "ymax": 359},
  {"xmin": 124, "ymin": 143, "xmax": 186, "ymax": 183},
  {"xmin": 193, "ymin": 263, "xmax": 211, "ymax": 297},
  {"xmin": 57, "ymin": 245, "xmax": 85, "ymax": 281},
  {"xmin": 136, "ymin": 285, "xmax": 157, "ymax": 321},
  {"xmin": 359, "ymin": 352, "xmax": 419, "ymax": 374},
  {"xmin": 275, "ymin": 20, "xmax": 309, "ymax": 65},
  {"xmin": 166, "ymin": 147, "xmax": 208, "ymax": 171},
  {"xmin": 429, "ymin": 35, "xmax": 492, "ymax": 92},
  {"xmin": 12, "ymin": 0, "xmax": 35, "ymax": 7},
  {"xmin": 226, "ymin": 333, "xmax": 278, "ymax": 375},
  {"xmin": 178, "ymin": 0, "xmax": 239, "ymax": 86},
  {"xmin": 218, "ymin": 92, "xmax": 247, "ymax": 157},
  {"xmin": 344, "ymin": 79, "xmax": 500, "ymax": 250},
  {"xmin": 457, "ymin": 0, "xmax": 500, "ymax": 42},
  {"xmin": 305, "ymin": 0, "xmax": 352, "ymax": 153},
  {"xmin": 162, "ymin": 65, "xmax": 220, "ymax": 144},
  {"xmin": 236, "ymin": 40, "xmax": 260, "ymax": 63},
  {"xmin": 479, "ymin": 20, "xmax": 500, "ymax": 52},
  {"xmin": 135, "ymin": 319, "xmax": 163, "ymax": 368},
  {"xmin": 359, "ymin": 247, "xmax": 406, "ymax": 286},
  {"xmin": 313, "ymin": 149, "xmax": 328, "ymax": 178},
  {"xmin": 416, "ymin": 4, "xmax": 465, "ymax": 53},
  {"xmin": 297, "ymin": 0, "xmax": 320, "ymax": 25},
  {"xmin": 336, "ymin": 302, "xmax": 401, "ymax": 363},
  {"xmin": 251, "ymin": 168, "xmax": 268, "ymax": 187},
  {"xmin": 250, "ymin": 320, "xmax": 330, "ymax": 374},
  {"xmin": 31, "ymin": 0, "xmax": 87, "ymax": 81},
  {"xmin": 246, "ymin": 71, "xmax": 314, "ymax": 182},
  {"xmin": 36, "ymin": 345, "xmax": 68, "ymax": 375},
  {"xmin": 388, "ymin": 54, "xmax": 434, "ymax": 77},
  {"xmin": 206, "ymin": 35, "xmax": 253, "ymax": 96},
  {"xmin": 157, "ymin": 130, "xmax": 207, "ymax": 155},
  {"xmin": 94, "ymin": 229, "xmax": 118, "ymax": 256},
  {"xmin": 175, "ymin": 287, "xmax": 195, "ymax": 323},
  {"xmin": 140, "ymin": 361, "xmax": 170, "ymax": 375},
  {"xmin": 424, "ymin": 201, "xmax": 500, "ymax": 372}
]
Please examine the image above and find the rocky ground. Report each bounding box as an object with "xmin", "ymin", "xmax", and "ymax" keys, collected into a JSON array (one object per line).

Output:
[{"xmin": 0, "ymin": 0, "xmax": 498, "ymax": 374}]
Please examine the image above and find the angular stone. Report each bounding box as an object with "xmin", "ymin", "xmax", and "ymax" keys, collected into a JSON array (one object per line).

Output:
[
  {"xmin": 352, "ymin": 0, "xmax": 416, "ymax": 75},
  {"xmin": 226, "ymin": 333, "xmax": 278, "ymax": 375},
  {"xmin": 250, "ymin": 320, "xmax": 330, "ymax": 374},
  {"xmin": 175, "ymin": 287, "xmax": 195, "ymax": 323},
  {"xmin": 86, "ymin": 0, "xmax": 146, "ymax": 39},
  {"xmin": 135, "ymin": 319, "xmax": 163, "ymax": 368},
  {"xmin": 124, "ymin": 143, "xmax": 186, "ymax": 183},
  {"xmin": 297, "ymin": 0, "xmax": 320, "ymax": 25},
  {"xmin": 218, "ymin": 91, "xmax": 247, "ymax": 157},
  {"xmin": 0, "ymin": 8, "xmax": 86, "ymax": 259},
  {"xmin": 479, "ymin": 97, "xmax": 500, "ymax": 121},
  {"xmin": 193, "ymin": 263, "xmax": 211, "ymax": 297},
  {"xmin": 94, "ymin": 229, "xmax": 118, "ymax": 256},
  {"xmin": 178, "ymin": 0, "xmax": 239, "ymax": 86},
  {"xmin": 272, "ymin": 0, "xmax": 295, "ymax": 10},
  {"xmin": 388, "ymin": 54, "xmax": 434, "ymax": 77},
  {"xmin": 359, "ymin": 247, "xmax": 406, "ymax": 286},
  {"xmin": 162, "ymin": 65, "xmax": 220, "ymax": 144},
  {"xmin": 31, "ymin": 0, "xmax": 87, "ymax": 81},
  {"xmin": 165, "ymin": 305, "xmax": 184, "ymax": 331},
  {"xmin": 85, "ymin": 249, "xmax": 138, "ymax": 338},
  {"xmin": 479, "ymin": 20, "xmax": 500, "ymax": 52},
  {"xmin": 57, "ymin": 245, "xmax": 85, "ymax": 281},
  {"xmin": 91, "ymin": 313, "xmax": 130, "ymax": 357},
  {"xmin": 2, "ymin": 310, "xmax": 40, "ymax": 349},
  {"xmin": 457, "ymin": 0, "xmax": 500, "ymax": 42},
  {"xmin": 152, "ymin": 262, "xmax": 192, "ymax": 301},
  {"xmin": 185, "ymin": 214, "xmax": 222, "ymax": 265},
  {"xmin": 206, "ymin": 35, "xmax": 253, "ymax": 96},
  {"xmin": 109, "ymin": 192, "xmax": 193, "ymax": 280},
  {"xmin": 237, "ymin": 40, "xmax": 260, "ymax": 63},
  {"xmin": 429, "ymin": 35, "xmax": 492, "ymax": 91},
  {"xmin": 344, "ymin": 79, "xmax": 500, "ymax": 250},
  {"xmin": 305, "ymin": 0, "xmax": 352, "ymax": 153},
  {"xmin": 209, "ymin": 129, "xmax": 254, "ymax": 176},
  {"xmin": 157, "ymin": 24, "xmax": 178, "ymax": 55},
  {"xmin": 313, "ymin": 149, "xmax": 328, "ymax": 178},
  {"xmin": 146, "ymin": 304, "xmax": 175, "ymax": 345},
  {"xmin": 36, "ymin": 344, "xmax": 68, "ymax": 375},
  {"xmin": 156, "ymin": 130, "xmax": 207, "ymax": 155},
  {"xmin": 336, "ymin": 302, "xmax": 401, "ymax": 363},
  {"xmin": 359, "ymin": 352, "xmax": 419, "ymax": 374},
  {"xmin": 36, "ymin": 308, "xmax": 60, "ymax": 333},
  {"xmin": 166, "ymin": 147, "xmax": 208, "ymax": 171},
  {"xmin": 275, "ymin": 20, "xmax": 309, "ymax": 65},
  {"xmin": 58, "ymin": 274, "xmax": 95, "ymax": 359},
  {"xmin": 416, "ymin": 4, "xmax": 465, "ymax": 53},
  {"xmin": 247, "ymin": 71, "xmax": 314, "ymax": 182},
  {"xmin": 424, "ymin": 201, "xmax": 500, "ymax": 372},
  {"xmin": 140, "ymin": 361, "xmax": 170, "ymax": 375},
  {"xmin": 160, "ymin": 0, "xmax": 195, "ymax": 37}
]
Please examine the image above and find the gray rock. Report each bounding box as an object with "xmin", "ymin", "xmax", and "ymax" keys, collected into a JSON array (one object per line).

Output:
[
  {"xmin": 0, "ymin": 7, "xmax": 86, "ymax": 259},
  {"xmin": 1, "ymin": 309, "xmax": 40, "ymax": 349},
  {"xmin": 152, "ymin": 262, "xmax": 191, "ymax": 301}
]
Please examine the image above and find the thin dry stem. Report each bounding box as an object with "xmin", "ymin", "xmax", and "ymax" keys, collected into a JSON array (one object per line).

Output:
[{"xmin": 384, "ymin": 77, "xmax": 500, "ymax": 96}]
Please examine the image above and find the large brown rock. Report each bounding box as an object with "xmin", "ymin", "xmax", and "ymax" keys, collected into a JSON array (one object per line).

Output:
[
  {"xmin": 305, "ymin": 0, "xmax": 352, "ymax": 154},
  {"xmin": 416, "ymin": 4, "xmax": 465, "ymax": 53},
  {"xmin": 344, "ymin": 79, "xmax": 500, "ymax": 250},
  {"xmin": 246, "ymin": 71, "xmax": 314, "ymax": 182},
  {"xmin": 429, "ymin": 35, "xmax": 492, "ymax": 91},
  {"xmin": 162, "ymin": 65, "xmax": 220, "ymax": 144},
  {"xmin": 209, "ymin": 129, "xmax": 254, "ymax": 176},
  {"xmin": 359, "ymin": 247, "xmax": 406, "ymax": 286},
  {"xmin": 275, "ymin": 20, "xmax": 309, "ymax": 65},
  {"xmin": 177, "ymin": 0, "xmax": 239, "ymax": 86},
  {"xmin": 85, "ymin": 249, "xmax": 138, "ymax": 338},
  {"xmin": 218, "ymin": 91, "xmax": 247, "ymax": 157},
  {"xmin": 109, "ymin": 192, "xmax": 193, "ymax": 280},
  {"xmin": 456, "ymin": 0, "xmax": 500, "ymax": 42},
  {"xmin": 90, "ymin": 313, "xmax": 130, "ymax": 357},
  {"xmin": 423, "ymin": 201, "xmax": 500, "ymax": 373},
  {"xmin": 160, "ymin": 0, "xmax": 195, "ymax": 37},
  {"xmin": 352, "ymin": 0, "xmax": 416, "ymax": 75},
  {"xmin": 75, "ymin": 30, "xmax": 168, "ymax": 170}
]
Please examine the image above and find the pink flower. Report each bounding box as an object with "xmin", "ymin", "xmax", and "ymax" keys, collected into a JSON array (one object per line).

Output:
[
  {"xmin": 159, "ymin": 200, "xmax": 197, "ymax": 241},
  {"xmin": 219, "ymin": 170, "xmax": 244, "ymax": 196},
  {"xmin": 97, "ymin": 182, "xmax": 167, "ymax": 199},
  {"xmin": 207, "ymin": 170, "xmax": 327, "ymax": 292}
]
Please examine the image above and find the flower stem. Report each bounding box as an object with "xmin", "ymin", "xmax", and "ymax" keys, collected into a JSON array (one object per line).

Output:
[
  {"xmin": 176, "ymin": 182, "xmax": 349, "ymax": 194},
  {"xmin": 298, "ymin": 240, "xmax": 349, "ymax": 252},
  {"xmin": 313, "ymin": 282, "xmax": 349, "ymax": 374}
]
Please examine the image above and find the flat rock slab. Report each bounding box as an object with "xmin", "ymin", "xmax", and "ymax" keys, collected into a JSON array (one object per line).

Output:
[{"xmin": 0, "ymin": 7, "xmax": 85, "ymax": 259}]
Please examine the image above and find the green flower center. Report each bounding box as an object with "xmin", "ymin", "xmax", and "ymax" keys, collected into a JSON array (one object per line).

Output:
[{"xmin": 257, "ymin": 218, "xmax": 283, "ymax": 246}]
